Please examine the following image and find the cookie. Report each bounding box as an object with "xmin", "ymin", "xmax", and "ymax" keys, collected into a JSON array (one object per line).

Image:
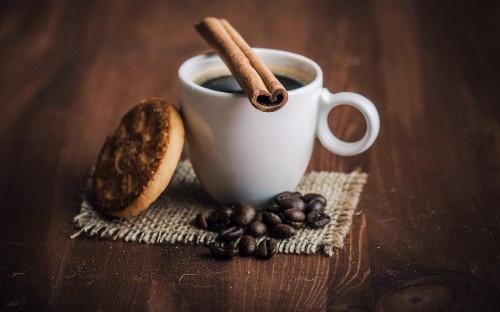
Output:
[{"xmin": 93, "ymin": 98, "xmax": 184, "ymax": 218}]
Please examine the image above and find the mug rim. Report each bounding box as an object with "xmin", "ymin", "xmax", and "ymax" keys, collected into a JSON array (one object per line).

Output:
[{"xmin": 178, "ymin": 48, "xmax": 323, "ymax": 98}]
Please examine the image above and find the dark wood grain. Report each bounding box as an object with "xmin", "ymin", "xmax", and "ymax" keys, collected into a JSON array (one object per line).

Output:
[{"xmin": 1, "ymin": 0, "xmax": 499, "ymax": 311}]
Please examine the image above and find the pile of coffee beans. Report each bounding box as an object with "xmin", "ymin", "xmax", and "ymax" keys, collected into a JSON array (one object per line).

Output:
[{"xmin": 194, "ymin": 191, "xmax": 331, "ymax": 259}]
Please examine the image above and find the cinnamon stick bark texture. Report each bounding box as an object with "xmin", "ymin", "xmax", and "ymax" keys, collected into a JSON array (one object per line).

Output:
[{"xmin": 195, "ymin": 17, "xmax": 288, "ymax": 112}]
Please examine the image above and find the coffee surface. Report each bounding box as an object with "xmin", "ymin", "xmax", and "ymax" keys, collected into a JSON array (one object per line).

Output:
[{"xmin": 200, "ymin": 74, "xmax": 303, "ymax": 93}]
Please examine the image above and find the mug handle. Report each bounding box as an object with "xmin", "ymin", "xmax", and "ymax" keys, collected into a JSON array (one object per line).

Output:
[{"xmin": 316, "ymin": 89, "xmax": 380, "ymax": 156}]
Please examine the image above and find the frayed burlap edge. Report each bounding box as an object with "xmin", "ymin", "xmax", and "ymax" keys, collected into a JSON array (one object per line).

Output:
[{"xmin": 72, "ymin": 160, "xmax": 367, "ymax": 256}]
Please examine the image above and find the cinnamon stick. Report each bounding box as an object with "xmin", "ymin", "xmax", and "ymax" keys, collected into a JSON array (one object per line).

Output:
[{"xmin": 195, "ymin": 17, "xmax": 288, "ymax": 112}]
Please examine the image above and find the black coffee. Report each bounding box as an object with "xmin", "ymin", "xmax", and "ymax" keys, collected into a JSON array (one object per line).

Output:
[{"xmin": 200, "ymin": 74, "xmax": 303, "ymax": 93}]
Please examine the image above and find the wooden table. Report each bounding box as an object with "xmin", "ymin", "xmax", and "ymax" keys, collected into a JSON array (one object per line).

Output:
[{"xmin": 1, "ymin": 0, "xmax": 499, "ymax": 310}]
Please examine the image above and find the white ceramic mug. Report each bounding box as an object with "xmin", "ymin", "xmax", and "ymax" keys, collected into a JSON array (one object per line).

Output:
[{"xmin": 179, "ymin": 48, "xmax": 379, "ymax": 208}]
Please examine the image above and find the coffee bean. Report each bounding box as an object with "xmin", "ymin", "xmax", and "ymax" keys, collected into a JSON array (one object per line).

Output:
[
  {"xmin": 232, "ymin": 204, "xmax": 256, "ymax": 227},
  {"xmin": 276, "ymin": 196, "xmax": 305, "ymax": 211},
  {"xmin": 302, "ymin": 193, "xmax": 327, "ymax": 205},
  {"xmin": 275, "ymin": 191, "xmax": 292, "ymax": 203},
  {"xmin": 285, "ymin": 220, "xmax": 305, "ymax": 230},
  {"xmin": 246, "ymin": 221, "xmax": 268, "ymax": 238},
  {"xmin": 208, "ymin": 220, "xmax": 231, "ymax": 231},
  {"xmin": 218, "ymin": 226, "xmax": 244, "ymax": 242},
  {"xmin": 262, "ymin": 212, "xmax": 283, "ymax": 227},
  {"xmin": 195, "ymin": 212, "xmax": 208, "ymax": 230},
  {"xmin": 257, "ymin": 238, "xmax": 277, "ymax": 259},
  {"xmin": 292, "ymin": 191, "xmax": 302, "ymax": 198},
  {"xmin": 208, "ymin": 207, "xmax": 233, "ymax": 224},
  {"xmin": 237, "ymin": 235, "xmax": 257, "ymax": 256},
  {"xmin": 208, "ymin": 242, "xmax": 238, "ymax": 259},
  {"xmin": 307, "ymin": 210, "xmax": 331, "ymax": 228},
  {"xmin": 270, "ymin": 224, "xmax": 296, "ymax": 239},
  {"xmin": 305, "ymin": 198, "xmax": 326, "ymax": 213},
  {"xmin": 283, "ymin": 208, "xmax": 306, "ymax": 222}
]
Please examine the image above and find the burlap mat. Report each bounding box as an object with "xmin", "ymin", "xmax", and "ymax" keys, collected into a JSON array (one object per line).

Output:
[{"xmin": 72, "ymin": 160, "xmax": 367, "ymax": 256}]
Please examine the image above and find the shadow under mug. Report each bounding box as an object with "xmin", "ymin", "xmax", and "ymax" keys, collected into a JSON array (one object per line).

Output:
[{"xmin": 179, "ymin": 48, "xmax": 380, "ymax": 208}]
